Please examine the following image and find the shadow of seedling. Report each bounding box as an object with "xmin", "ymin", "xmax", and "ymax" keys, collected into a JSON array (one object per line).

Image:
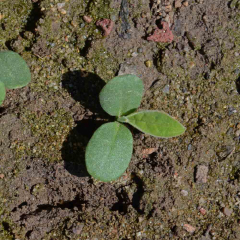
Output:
[
  {"xmin": 61, "ymin": 71, "xmax": 110, "ymax": 177},
  {"xmin": 62, "ymin": 71, "xmax": 106, "ymax": 113},
  {"xmin": 62, "ymin": 119, "xmax": 106, "ymax": 177}
]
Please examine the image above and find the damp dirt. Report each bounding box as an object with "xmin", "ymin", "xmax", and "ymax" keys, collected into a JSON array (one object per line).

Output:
[{"xmin": 0, "ymin": 0, "xmax": 240, "ymax": 239}]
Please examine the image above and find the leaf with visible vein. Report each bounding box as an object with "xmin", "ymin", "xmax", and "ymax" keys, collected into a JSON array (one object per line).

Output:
[
  {"xmin": 85, "ymin": 122, "xmax": 133, "ymax": 182},
  {"xmin": 123, "ymin": 110, "xmax": 186, "ymax": 138},
  {"xmin": 99, "ymin": 74, "xmax": 144, "ymax": 117}
]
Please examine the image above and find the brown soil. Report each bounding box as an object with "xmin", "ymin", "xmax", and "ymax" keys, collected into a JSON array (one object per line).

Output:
[{"xmin": 0, "ymin": 0, "xmax": 240, "ymax": 239}]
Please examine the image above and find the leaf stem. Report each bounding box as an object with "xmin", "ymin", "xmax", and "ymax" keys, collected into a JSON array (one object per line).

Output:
[{"xmin": 117, "ymin": 116, "xmax": 128, "ymax": 123}]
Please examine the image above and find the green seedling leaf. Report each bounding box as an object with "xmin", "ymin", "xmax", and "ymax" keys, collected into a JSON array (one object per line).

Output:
[
  {"xmin": 0, "ymin": 81, "xmax": 6, "ymax": 105},
  {"xmin": 0, "ymin": 51, "xmax": 31, "ymax": 89},
  {"xmin": 85, "ymin": 122, "xmax": 133, "ymax": 182},
  {"xmin": 99, "ymin": 74, "xmax": 144, "ymax": 117},
  {"xmin": 121, "ymin": 110, "xmax": 186, "ymax": 138}
]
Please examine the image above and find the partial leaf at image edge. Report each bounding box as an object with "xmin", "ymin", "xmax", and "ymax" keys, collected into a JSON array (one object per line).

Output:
[
  {"xmin": 85, "ymin": 122, "xmax": 133, "ymax": 182},
  {"xmin": 125, "ymin": 110, "xmax": 186, "ymax": 138},
  {"xmin": 0, "ymin": 51, "xmax": 31, "ymax": 89},
  {"xmin": 99, "ymin": 74, "xmax": 144, "ymax": 117},
  {"xmin": 0, "ymin": 81, "xmax": 6, "ymax": 106}
]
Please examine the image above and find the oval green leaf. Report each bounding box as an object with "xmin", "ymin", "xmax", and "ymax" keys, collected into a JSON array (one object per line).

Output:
[
  {"xmin": 0, "ymin": 81, "xmax": 6, "ymax": 106},
  {"xmin": 0, "ymin": 51, "xmax": 31, "ymax": 89},
  {"xmin": 124, "ymin": 110, "xmax": 186, "ymax": 138},
  {"xmin": 85, "ymin": 122, "xmax": 133, "ymax": 182},
  {"xmin": 99, "ymin": 74, "xmax": 144, "ymax": 117}
]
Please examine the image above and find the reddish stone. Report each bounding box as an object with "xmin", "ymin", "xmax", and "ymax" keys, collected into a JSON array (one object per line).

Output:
[
  {"xmin": 199, "ymin": 207, "xmax": 207, "ymax": 215},
  {"xmin": 96, "ymin": 19, "xmax": 114, "ymax": 37},
  {"xmin": 147, "ymin": 21, "xmax": 174, "ymax": 43}
]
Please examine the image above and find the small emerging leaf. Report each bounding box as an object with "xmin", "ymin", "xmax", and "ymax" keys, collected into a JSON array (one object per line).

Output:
[
  {"xmin": 99, "ymin": 74, "xmax": 144, "ymax": 117},
  {"xmin": 0, "ymin": 51, "xmax": 31, "ymax": 89},
  {"xmin": 124, "ymin": 110, "xmax": 186, "ymax": 138},
  {"xmin": 85, "ymin": 122, "xmax": 133, "ymax": 182},
  {"xmin": 0, "ymin": 81, "xmax": 6, "ymax": 106}
]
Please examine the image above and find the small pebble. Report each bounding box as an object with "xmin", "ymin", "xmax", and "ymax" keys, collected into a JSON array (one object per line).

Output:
[
  {"xmin": 228, "ymin": 107, "xmax": 236, "ymax": 116},
  {"xmin": 131, "ymin": 52, "xmax": 138, "ymax": 57},
  {"xmin": 202, "ymin": 15, "xmax": 208, "ymax": 23},
  {"xmin": 187, "ymin": 144, "xmax": 192, "ymax": 150},
  {"xmin": 83, "ymin": 15, "xmax": 92, "ymax": 23},
  {"xmin": 142, "ymin": 148, "xmax": 157, "ymax": 155},
  {"xmin": 222, "ymin": 207, "xmax": 233, "ymax": 217},
  {"xmin": 59, "ymin": 9, "xmax": 67, "ymax": 14},
  {"xmin": 72, "ymin": 225, "xmax": 84, "ymax": 234},
  {"xmin": 183, "ymin": 1, "xmax": 189, "ymax": 7},
  {"xmin": 199, "ymin": 197, "xmax": 205, "ymax": 205},
  {"xmin": 181, "ymin": 190, "xmax": 188, "ymax": 196},
  {"xmin": 234, "ymin": 68, "xmax": 240, "ymax": 75},
  {"xmin": 145, "ymin": 60, "xmax": 152, "ymax": 68},
  {"xmin": 189, "ymin": 62, "xmax": 195, "ymax": 69},
  {"xmin": 195, "ymin": 165, "xmax": 209, "ymax": 183},
  {"xmin": 235, "ymin": 129, "xmax": 240, "ymax": 136},
  {"xmin": 0, "ymin": 174, "xmax": 4, "ymax": 179},
  {"xmin": 118, "ymin": 63, "xmax": 138, "ymax": 76},
  {"xmin": 183, "ymin": 224, "xmax": 196, "ymax": 233},
  {"xmin": 235, "ymin": 52, "xmax": 239, "ymax": 57},
  {"xmin": 71, "ymin": 21, "xmax": 77, "ymax": 27},
  {"xmin": 184, "ymin": 46, "xmax": 190, "ymax": 52},
  {"xmin": 199, "ymin": 207, "xmax": 207, "ymax": 215},
  {"xmin": 162, "ymin": 84, "xmax": 170, "ymax": 94},
  {"xmin": 163, "ymin": 0, "xmax": 170, "ymax": 6},
  {"xmin": 63, "ymin": 17, "xmax": 68, "ymax": 23},
  {"xmin": 57, "ymin": 3, "xmax": 65, "ymax": 9},
  {"xmin": 165, "ymin": 14, "xmax": 171, "ymax": 25},
  {"xmin": 111, "ymin": 15, "xmax": 117, "ymax": 21},
  {"xmin": 160, "ymin": 11, "xmax": 167, "ymax": 17},
  {"xmin": 175, "ymin": 0, "xmax": 182, "ymax": 8},
  {"xmin": 136, "ymin": 232, "xmax": 142, "ymax": 237},
  {"xmin": 164, "ymin": 5, "xmax": 172, "ymax": 12},
  {"xmin": 137, "ymin": 47, "xmax": 143, "ymax": 53}
]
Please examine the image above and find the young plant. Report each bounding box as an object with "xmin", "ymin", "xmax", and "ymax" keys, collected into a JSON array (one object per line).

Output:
[
  {"xmin": 0, "ymin": 51, "xmax": 31, "ymax": 105},
  {"xmin": 85, "ymin": 74, "xmax": 186, "ymax": 182}
]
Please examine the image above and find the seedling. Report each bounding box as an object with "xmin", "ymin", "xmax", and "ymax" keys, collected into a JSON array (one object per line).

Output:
[
  {"xmin": 0, "ymin": 51, "xmax": 31, "ymax": 105},
  {"xmin": 85, "ymin": 74, "xmax": 186, "ymax": 182}
]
